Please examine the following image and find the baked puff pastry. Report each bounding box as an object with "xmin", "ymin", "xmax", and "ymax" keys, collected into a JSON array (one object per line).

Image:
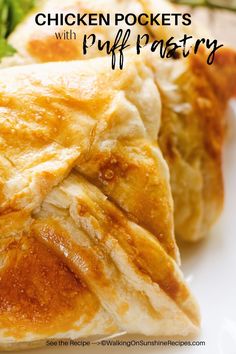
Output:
[
  {"xmin": 138, "ymin": 1, "xmax": 236, "ymax": 240},
  {"xmin": 0, "ymin": 52, "xmax": 179, "ymax": 260},
  {"xmin": 0, "ymin": 175, "xmax": 200, "ymax": 350},
  {"xmin": 156, "ymin": 48, "xmax": 236, "ymax": 241},
  {"xmin": 0, "ymin": 53, "xmax": 200, "ymax": 349},
  {"xmin": 2, "ymin": 0, "xmax": 236, "ymax": 241}
]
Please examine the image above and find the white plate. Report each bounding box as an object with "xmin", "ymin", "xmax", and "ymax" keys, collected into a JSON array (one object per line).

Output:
[{"xmin": 19, "ymin": 103, "xmax": 236, "ymax": 354}]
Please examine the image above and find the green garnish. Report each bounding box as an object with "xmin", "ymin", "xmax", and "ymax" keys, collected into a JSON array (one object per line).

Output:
[
  {"xmin": 171, "ymin": 0, "xmax": 236, "ymax": 12},
  {"xmin": 0, "ymin": 38, "xmax": 16, "ymax": 58},
  {"xmin": 0, "ymin": 0, "xmax": 35, "ymax": 60}
]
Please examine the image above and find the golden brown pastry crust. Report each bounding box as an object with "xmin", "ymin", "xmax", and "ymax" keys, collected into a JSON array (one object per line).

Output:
[
  {"xmin": 0, "ymin": 233, "xmax": 104, "ymax": 339},
  {"xmin": 158, "ymin": 48, "xmax": 236, "ymax": 240},
  {"xmin": 0, "ymin": 173, "xmax": 200, "ymax": 349},
  {"xmin": 2, "ymin": 0, "xmax": 236, "ymax": 242},
  {"xmin": 0, "ymin": 52, "xmax": 201, "ymax": 349},
  {"xmin": 0, "ymin": 53, "xmax": 178, "ymax": 259}
]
